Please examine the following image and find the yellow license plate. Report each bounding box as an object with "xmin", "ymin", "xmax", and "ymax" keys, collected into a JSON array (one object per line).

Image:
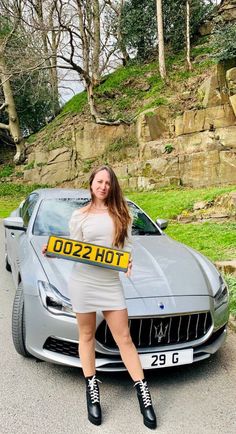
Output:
[{"xmin": 46, "ymin": 235, "xmax": 130, "ymax": 272}]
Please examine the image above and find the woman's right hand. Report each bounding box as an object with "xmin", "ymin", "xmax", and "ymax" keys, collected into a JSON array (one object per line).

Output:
[{"xmin": 42, "ymin": 244, "xmax": 48, "ymax": 256}]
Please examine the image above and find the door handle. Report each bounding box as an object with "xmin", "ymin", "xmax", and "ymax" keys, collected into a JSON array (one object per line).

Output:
[{"xmin": 10, "ymin": 232, "xmax": 15, "ymax": 238}]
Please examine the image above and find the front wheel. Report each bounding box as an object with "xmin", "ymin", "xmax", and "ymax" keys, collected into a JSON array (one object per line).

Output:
[{"xmin": 12, "ymin": 283, "xmax": 32, "ymax": 357}]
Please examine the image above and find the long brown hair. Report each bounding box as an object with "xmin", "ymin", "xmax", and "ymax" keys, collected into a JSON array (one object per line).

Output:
[{"xmin": 89, "ymin": 165, "xmax": 131, "ymax": 248}]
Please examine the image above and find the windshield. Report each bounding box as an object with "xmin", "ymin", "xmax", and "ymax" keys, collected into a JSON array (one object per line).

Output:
[{"xmin": 33, "ymin": 198, "xmax": 161, "ymax": 236}]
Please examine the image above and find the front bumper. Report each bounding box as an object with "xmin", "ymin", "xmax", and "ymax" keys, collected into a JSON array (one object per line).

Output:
[{"xmin": 24, "ymin": 294, "xmax": 228, "ymax": 371}]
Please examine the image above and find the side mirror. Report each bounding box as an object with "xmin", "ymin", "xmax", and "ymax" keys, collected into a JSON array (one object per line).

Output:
[
  {"xmin": 3, "ymin": 216, "xmax": 26, "ymax": 232},
  {"xmin": 156, "ymin": 218, "xmax": 168, "ymax": 230}
]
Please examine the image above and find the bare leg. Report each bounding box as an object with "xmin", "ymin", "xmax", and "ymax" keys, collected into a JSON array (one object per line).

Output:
[
  {"xmin": 76, "ymin": 312, "xmax": 96, "ymax": 377},
  {"xmin": 103, "ymin": 309, "xmax": 144, "ymax": 381}
]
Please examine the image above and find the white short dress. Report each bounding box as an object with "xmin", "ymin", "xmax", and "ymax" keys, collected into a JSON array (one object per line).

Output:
[{"xmin": 67, "ymin": 209, "xmax": 132, "ymax": 313}]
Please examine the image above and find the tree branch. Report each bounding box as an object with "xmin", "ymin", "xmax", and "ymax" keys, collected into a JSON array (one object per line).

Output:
[
  {"xmin": 0, "ymin": 102, "xmax": 8, "ymax": 111},
  {"xmin": 0, "ymin": 122, "xmax": 10, "ymax": 130}
]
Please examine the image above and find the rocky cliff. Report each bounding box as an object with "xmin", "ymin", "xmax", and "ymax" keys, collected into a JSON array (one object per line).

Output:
[{"xmin": 22, "ymin": 60, "xmax": 236, "ymax": 190}]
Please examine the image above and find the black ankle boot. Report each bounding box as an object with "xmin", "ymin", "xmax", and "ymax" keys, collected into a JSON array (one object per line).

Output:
[
  {"xmin": 85, "ymin": 375, "xmax": 102, "ymax": 426},
  {"xmin": 134, "ymin": 379, "xmax": 157, "ymax": 429}
]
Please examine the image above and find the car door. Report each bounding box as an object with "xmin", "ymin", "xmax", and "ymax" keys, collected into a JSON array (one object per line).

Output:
[{"xmin": 7, "ymin": 193, "xmax": 39, "ymax": 288}]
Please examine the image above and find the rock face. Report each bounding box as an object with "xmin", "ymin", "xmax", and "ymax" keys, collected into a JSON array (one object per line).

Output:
[
  {"xmin": 217, "ymin": 0, "xmax": 236, "ymax": 22},
  {"xmin": 177, "ymin": 191, "xmax": 236, "ymax": 222},
  {"xmin": 23, "ymin": 57, "xmax": 236, "ymax": 189}
]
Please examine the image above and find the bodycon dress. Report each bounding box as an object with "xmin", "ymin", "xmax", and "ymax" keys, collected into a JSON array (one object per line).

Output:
[{"xmin": 67, "ymin": 208, "xmax": 132, "ymax": 313}]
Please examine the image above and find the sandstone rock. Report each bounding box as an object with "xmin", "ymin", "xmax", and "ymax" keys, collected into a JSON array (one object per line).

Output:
[
  {"xmin": 175, "ymin": 116, "xmax": 184, "ymax": 136},
  {"xmin": 39, "ymin": 160, "xmax": 76, "ymax": 185},
  {"xmin": 193, "ymin": 201, "xmax": 208, "ymax": 210},
  {"xmin": 215, "ymin": 260, "xmax": 236, "ymax": 277},
  {"xmin": 34, "ymin": 150, "xmax": 48, "ymax": 164},
  {"xmin": 180, "ymin": 150, "xmax": 220, "ymax": 187},
  {"xmin": 216, "ymin": 126, "xmax": 236, "ymax": 148},
  {"xmin": 180, "ymin": 104, "xmax": 235, "ymax": 137},
  {"xmin": 229, "ymin": 94, "xmax": 236, "ymax": 116},
  {"xmin": 182, "ymin": 109, "xmax": 205, "ymax": 134},
  {"xmin": 140, "ymin": 140, "xmax": 167, "ymax": 159},
  {"xmin": 119, "ymin": 178, "xmax": 129, "ymax": 189},
  {"xmin": 27, "ymin": 153, "xmax": 36, "ymax": 164},
  {"xmin": 198, "ymin": 20, "xmax": 213, "ymax": 36},
  {"xmin": 177, "ymin": 104, "xmax": 236, "ymax": 135},
  {"xmin": 198, "ymin": 74, "xmax": 223, "ymax": 108},
  {"xmin": 136, "ymin": 107, "xmax": 170, "ymax": 144},
  {"xmin": 176, "ymin": 130, "xmax": 216, "ymax": 154},
  {"xmin": 113, "ymin": 164, "xmax": 129, "ymax": 178},
  {"xmin": 229, "ymin": 191, "xmax": 236, "ymax": 206},
  {"xmin": 219, "ymin": 151, "xmax": 236, "ymax": 184},
  {"xmin": 24, "ymin": 168, "xmax": 41, "ymax": 183},
  {"xmin": 142, "ymin": 158, "xmax": 168, "ymax": 176},
  {"xmin": 226, "ymin": 67, "xmax": 236, "ymax": 94},
  {"xmin": 204, "ymin": 104, "xmax": 236, "ymax": 130},
  {"xmin": 218, "ymin": 1, "xmax": 236, "ymax": 22},
  {"xmin": 48, "ymin": 147, "xmax": 72, "ymax": 164},
  {"xmin": 75, "ymin": 122, "xmax": 135, "ymax": 159},
  {"xmin": 128, "ymin": 177, "xmax": 138, "ymax": 190}
]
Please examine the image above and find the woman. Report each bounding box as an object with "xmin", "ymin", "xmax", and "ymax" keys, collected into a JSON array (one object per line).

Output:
[{"xmin": 44, "ymin": 165, "xmax": 157, "ymax": 429}]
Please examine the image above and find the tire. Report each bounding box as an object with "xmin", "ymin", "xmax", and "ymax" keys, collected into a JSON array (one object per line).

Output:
[
  {"xmin": 12, "ymin": 283, "xmax": 32, "ymax": 357},
  {"xmin": 5, "ymin": 254, "xmax": 12, "ymax": 272}
]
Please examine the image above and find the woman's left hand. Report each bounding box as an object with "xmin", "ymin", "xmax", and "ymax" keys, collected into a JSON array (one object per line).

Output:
[{"xmin": 125, "ymin": 257, "xmax": 132, "ymax": 277}]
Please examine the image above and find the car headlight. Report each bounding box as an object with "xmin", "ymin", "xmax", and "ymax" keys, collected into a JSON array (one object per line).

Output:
[
  {"xmin": 38, "ymin": 280, "xmax": 75, "ymax": 317},
  {"xmin": 214, "ymin": 276, "xmax": 229, "ymax": 310}
]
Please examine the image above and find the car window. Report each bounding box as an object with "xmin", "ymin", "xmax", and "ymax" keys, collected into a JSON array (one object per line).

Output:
[
  {"xmin": 33, "ymin": 198, "xmax": 161, "ymax": 236},
  {"xmin": 33, "ymin": 198, "xmax": 89, "ymax": 236},
  {"xmin": 21, "ymin": 193, "xmax": 39, "ymax": 226},
  {"xmin": 128, "ymin": 202, "xmax": 161, "ymax": 235}
]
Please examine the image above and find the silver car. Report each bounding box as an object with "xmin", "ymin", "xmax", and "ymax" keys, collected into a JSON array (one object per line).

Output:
[{"xmin": 4, "ymin": 188, "xmax": 229, "ymax": 371}]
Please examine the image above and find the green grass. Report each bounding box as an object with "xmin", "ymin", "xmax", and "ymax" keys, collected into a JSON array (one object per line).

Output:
[
  {"xmin": 166, "ymin": 222, "xmax": 236, "ymax": 261},
  {"xmin": 0, "ymin": 164, "xmax": 14, "ymax": 178},
  {"xmin": 127, "ymin": 186, "xmax": 236, "ymax": 262},
  {"xmin": 61, "ymin": 91, "xmax": 87, "ymax": 115},
  {"xmin": 225, "ymin": 275, "xmax": 236, "ymax": 318},
  {"xmin": 127, "ymin": 185, "xmax": 236, "ymax": 220},
  {"xmin": 0, "ymin": 183, "xmax": 49, "ymax": 218}
]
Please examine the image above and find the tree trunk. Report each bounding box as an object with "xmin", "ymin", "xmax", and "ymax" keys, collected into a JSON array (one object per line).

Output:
[
  {"xmin": 0, "ymin": 53, "xmax": 25, "ymax": 163},
  {"xmin": 34, "ymin": 0, "xmax": 60, "ymax": 115},
  {"xmin": 186, "ymin": 0, "xmax": 192, "ymax": 71},
  {"xmin": 156, "ymin": 0, "xmax": 166, "ymax": 79},
  {"xmin": 92, "ymin": 0, "xmax": 101, "ymax": 84},
  {"xmin": 85, "ymin": 80, "xmax": 128, "ymax": 125}
]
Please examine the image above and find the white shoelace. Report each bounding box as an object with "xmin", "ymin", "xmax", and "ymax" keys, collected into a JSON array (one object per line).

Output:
[
  {"xmin": 88, "ymin": 376, "xmax": 101, "ymax": 404},
  {"xmin": 134, "ymin": 380, "xmax": 152, "ymax": 408}
]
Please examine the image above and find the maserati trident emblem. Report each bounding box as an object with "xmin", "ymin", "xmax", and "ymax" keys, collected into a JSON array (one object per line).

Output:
[{"xmin": 154, "ymin": 322, "xmax": 169, "ymax": 343}]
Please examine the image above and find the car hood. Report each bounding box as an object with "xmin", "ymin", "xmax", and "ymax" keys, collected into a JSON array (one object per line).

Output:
[{"xmin": 31, "ymin": 235, "xmax": 219, "ymax": 301}]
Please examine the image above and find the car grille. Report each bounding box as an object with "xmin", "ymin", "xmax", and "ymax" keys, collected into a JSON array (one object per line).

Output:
[
  {"xmin": 43, "ymin": 337, "xmax": 79, "ymax": 358},
  {"xmin": 95, "ymin": 312, "xmax": 212, "ymax": 349}
]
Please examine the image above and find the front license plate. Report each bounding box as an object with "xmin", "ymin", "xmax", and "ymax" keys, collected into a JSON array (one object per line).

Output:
[
  {"xmin": 139, "ymin": 349, "xmax": 193, "ymax": 369},
  {"xmin": 46, "ymin": 235, "xmax": 130, "ymax": 272}
]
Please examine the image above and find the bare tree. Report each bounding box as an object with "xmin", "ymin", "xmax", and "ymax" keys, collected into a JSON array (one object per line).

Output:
[
  {"xmin": 156, "ymin": 0, "xmax": 166, "ymax": 79},
  {"xmin": 54, "ymin": 0, "xmax": 126, "ymax": 124},
  {"xmin": 24, "ymin": 0, "xmax": 61, "ymax": 114},
  {"xmin": 0, "ymin": 0, "xmax": 25, "ymax": 163},
  {"xmin": 105, "ymin": 0, "xmax": 130, "ymax": 65}
]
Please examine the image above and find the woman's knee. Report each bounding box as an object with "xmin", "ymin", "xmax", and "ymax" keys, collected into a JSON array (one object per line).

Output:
[
  {"xmin": 114, "ymin": 330, "xmax": 133, "ymax": 348},
  {"xmin": 79, "ymin": 328, "xmax": 95, "ymax": 343}
]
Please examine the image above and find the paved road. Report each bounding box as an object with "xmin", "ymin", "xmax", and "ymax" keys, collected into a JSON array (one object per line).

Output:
[{"xmin": 1, "ymin": 221, "xmax": 236, "ymax": 434}]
